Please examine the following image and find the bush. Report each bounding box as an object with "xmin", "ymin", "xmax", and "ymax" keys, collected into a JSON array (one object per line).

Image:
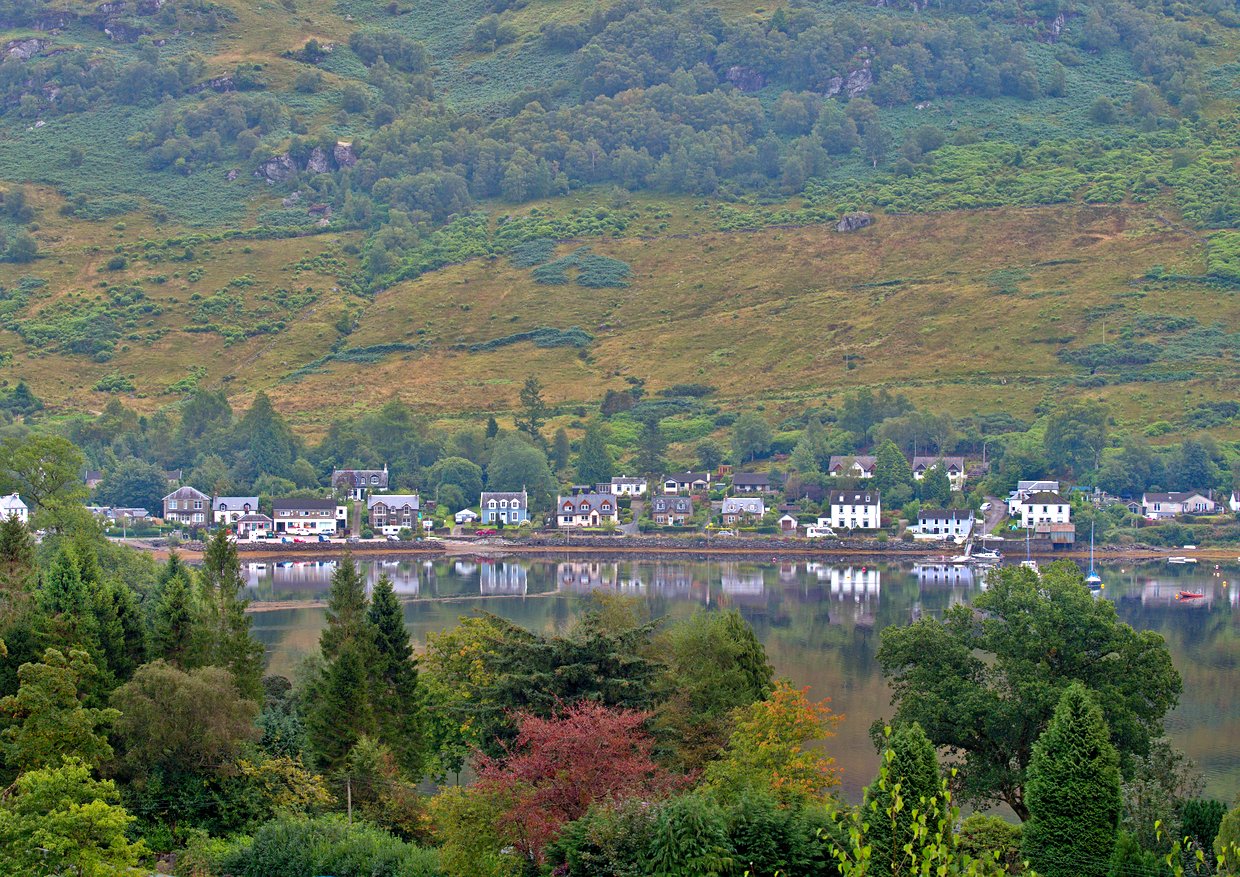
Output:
[
  {"xmin": 957, "ymin": 815, "xmax": 1022, "ymax": 873},
  {"xmin": 362, "ymin": 528, "xmax": 374, "ymax": 539},
  {"xmin": 215, "ymin": 815, "xmax": 439, "ymax": 877}
]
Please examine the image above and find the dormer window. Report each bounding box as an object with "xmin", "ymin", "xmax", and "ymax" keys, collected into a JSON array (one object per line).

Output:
[{"xmin": 489, "ymin": 500, "xmax": 497, "ymax": 508}]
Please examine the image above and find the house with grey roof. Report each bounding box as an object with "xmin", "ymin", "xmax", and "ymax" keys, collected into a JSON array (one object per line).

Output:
[
  {"xmin": 480, "ymin": 490, "xmax": 529, "ymax": 526},
  {"xmin": 213, "ymin": 496, "xmax": 259, "ymax": 527},
  {"xmin": 162, "ymin": 486, "xmax": 209, "ymax": 526},
  {"xmin": 828, "ymin": 456, "xmax": 876, "ymax": 479},
  {"xmin": 332, "ymin": 466, "xmax": 389, "ymax": 500},
  {"xmin": 650, "ymin": 495, "xmax": 694, "ymax": 526},
  {"xmin": 721, "ymin": 496, "xmax": 766, "ymax": 525},
  {"xmin": 557, "ymin": 493, "xmax": 618, "ymax": 528},
  {"xmin": 368, "ymin": 494, "xmax": 421, "ymax": 535}
]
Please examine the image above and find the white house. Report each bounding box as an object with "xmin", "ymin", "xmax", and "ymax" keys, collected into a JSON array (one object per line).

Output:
[
  {"xmin": 828, "ymin": 456, "xmax": 876, "ymax": 479},
  {"xmin": 0, "ymin": 493, "xmax": 28, "ymax": 524},
  {"xmin": 911, "ymin": 457, "xmax": 966, "ymax": 491},
  {"xmin": 1230, "ymin": 491, "xmax": 1240, "ymax": 514},
  {"xmin": 272, "ymin": 498, "xmax": 347, "ymax": 535},
  {"xmin": 213, "ymin": 496, "xmax": 259, "ymax": 527},
  {"xmin": 721, "ymin": 497, "xmax": 765, "ymax": 525},
  {"xmin": 236, "ymin": 513, "xmax": 273, "ymax": 539},
  {"xmin": 162, "ymin": 486, "xmax": 209, "ymax": 527},
  {"xmin": 610, "ymin": 476, "xmax": 648, "ymax": 497},
  {"xmin": 829, "ymin": 490, "xmax": 882, "ymax": 530},
  {"xmin": 916, "ymin": 508, "xmax": 974, "ymax": 541},
  {"xmin": 1020, "ymin": 492, "xmax": 1071, "ymax": 528},
  {"xmin": 455, "ymin": 509, "xmax": 479, "ymax": 525},
  {"xmin": 331, "ymin": 466, "xmax": 389, "ymax": 501},
  {"xmin": 777, "ymin": 514, "xmax": 798, "ymax": 535},
  {"xmin": 662, "ymin": 472, "xmax": 710, "ymax": 494},
  {"xmin": 1007, "ymin": 481, "xmax": 1061, "ymax": 518},
  {"xmin": 557, "ymin": 493, "xmax": 619, "ymax": 528},
  {"xmin": 1141, "ymin": 491, "xmax": 1217, "ymax": 521},
  {"xmin": 368, "ymin": 494, "xmax": 421, "ymax": 536}
]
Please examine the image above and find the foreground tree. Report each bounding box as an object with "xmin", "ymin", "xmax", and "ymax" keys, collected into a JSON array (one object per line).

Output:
[
  {"xmin": 1021, "ymin": 684, "xmax": 1122, "ymax": 877},
  {"xmin": 876, "ymin": 562, "xmax": 1179, "ymax": 818},
  {"xmin": 863, "ymin": 723, "xmax": 945, "ymax": 874},
  {"xmin": 196, "ymin": 528, "xmax": 264, "ymax": 699},
  {"xmin": 366, "ymin": 575, "xmax": 424, "ymax": 777}
]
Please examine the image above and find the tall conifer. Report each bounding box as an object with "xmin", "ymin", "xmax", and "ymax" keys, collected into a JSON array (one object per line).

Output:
[
  {"xmin": 196, "ymin": 528, "xmax": 264, "ymax": 699},
  {"xmin": 367, "ymin": 575, "xmax": 423, "ymax": 776}
]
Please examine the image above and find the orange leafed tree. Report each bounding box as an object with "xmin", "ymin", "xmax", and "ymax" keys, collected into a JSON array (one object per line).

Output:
[{"xmin": 704, "ymin": 679, "xmax": 842, "ymax": 805}]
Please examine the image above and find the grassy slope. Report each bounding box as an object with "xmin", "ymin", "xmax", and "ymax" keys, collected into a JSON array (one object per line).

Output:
[{"xmin": 0, "ymin": 0, "xmax": 1236, "ymax": 442}]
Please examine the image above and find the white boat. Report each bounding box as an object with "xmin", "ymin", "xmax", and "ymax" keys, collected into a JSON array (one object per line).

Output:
[
  {"xmin": 972, "ymin": 549, "xmax": 1002, "ymax": 562},
  {"xmin": 1020, "ymin": 529, "xmax": 1038, "ymax": 574},
  {"xmin": 1085, "ymin": 523, "xmax": 1102, "ymax": 588},
  {"xmin": 1167, "ymin": 556, "xmax": 1198, "ymax": 565},
  {"xmin": 949, "ymin": 554, "xmax": 973, "ymax": 564}
]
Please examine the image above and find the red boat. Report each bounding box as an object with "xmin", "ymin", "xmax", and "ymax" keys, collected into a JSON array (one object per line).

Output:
[{"xmin": 1176, "ymin": 590, "xmax": 1205, "ymax": 600}]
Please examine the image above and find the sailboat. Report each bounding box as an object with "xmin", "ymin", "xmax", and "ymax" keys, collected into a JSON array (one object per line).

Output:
[
  {"xmin": 1086, "ymin": 522, "xmax": 1102, "ymax": 589},
  {"xmin": 1020, "ymin": 528, "xmax": 1039, "ymax": 574}
]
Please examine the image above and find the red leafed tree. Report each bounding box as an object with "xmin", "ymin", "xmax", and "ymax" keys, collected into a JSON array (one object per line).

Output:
[{"xmin": 475, "ymin": 700, "xmax": 673, "ymax": 865}]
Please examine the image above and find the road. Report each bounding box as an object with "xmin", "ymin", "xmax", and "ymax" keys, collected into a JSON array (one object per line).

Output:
[
  {"xmin": 621, "ymin": 499, "xmax": 644, "ymax": 535},
  {"xmin": 980, "ymin": 495, "xmax": 1007, "ymax": 536}
]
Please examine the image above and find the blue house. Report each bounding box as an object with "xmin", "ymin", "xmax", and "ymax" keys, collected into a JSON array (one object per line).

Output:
[{"xmin": 480, "ymin": 490, "xmax": 529, "ymax": 526}]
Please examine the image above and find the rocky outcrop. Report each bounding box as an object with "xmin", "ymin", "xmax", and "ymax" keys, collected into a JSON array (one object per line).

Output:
[
  {"xmin": 333, "ymin": 141, "xmax": 357, "ymax": 168},
  {"xmin": 306, "ymin": 146, "xmax": 329, "ymax": 174},
  {"xmin": 825, "ymin": 66, "xmax": 873, "ymax": 98},
  {"xmin": 725, "ymin": 65, "xmax": 765, "ymax": 93},
  {"xmin": 4, "ymin": 38, "xmax": 49, "ymax": 60},
  {"xmin": 281, "ymin": 191, "xmax": 301, "ymax": 207},
  {"xmin": 254, "ymin": 153, "xmax": 295, "ymax": 183},
  {"xmin": 835, "ymin": 211, "xmax": 874, "ymax": 232}
]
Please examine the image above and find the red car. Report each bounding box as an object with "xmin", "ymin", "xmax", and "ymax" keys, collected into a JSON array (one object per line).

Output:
[{"xmin": 475, "ymin": 528, "xmax": 497, "ymax": 537}]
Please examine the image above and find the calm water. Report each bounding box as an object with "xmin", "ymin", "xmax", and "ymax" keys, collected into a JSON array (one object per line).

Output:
[{"xmin": 244, "ymin": 556, "xmax": 1240, "ymax": 803}]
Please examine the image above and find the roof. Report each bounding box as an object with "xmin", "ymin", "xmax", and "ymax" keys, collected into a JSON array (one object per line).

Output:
[
  {"xmin": 828, "ymin": 455, "xmax": 876, "ymax": 472},
  {"xmin": 611, "ymin": 476, "xmax": 646, "ymax": 484},
  {"xmin": 1026, "ymin": 491, "xmax": 1067, "ymax": 504},
  {"xmin": 722, "ymin": 497, "xmax": 765, "ymax": 514},
  {"xmin": 165, "ymin": 469, "xmax": 183, "ymax": 481},
  {"xmin": 919, "ymin": 508, "xmax": 974, "ymax": 521},
  {"xmin": 237, "ymin": 513, "xmax": 273, "ymax": 523},
  {"xmin": 214, "ymin": 496, "xmax": 258, "ymax": 511},
  {"xmin": 481, "ymin": 491, "xmax": 527, "ymax": 506},
  {"xmin": 1016, "ymin": 480, "xmax": 1059, "ymax": 492},
  {"xmin": 665, "ymin": 471, "xmax": 709, "ymax": 484},
  {"xmin": 84, "ymin": 470, "xmax": 102, "ymax": 482},
  {"xmin": 272, "ymin": 498, "xmax": 338, "ymax": 511},
  {"xmin": 651, "ymin": 496, "xmax": 694, "ymax": 514},
  {"xmin": 911, "ymin": 456, "xmax": 965, "ymax": 471},
  {"xmin": 1143, "ymin": 491, "xmax": 1212, "ymax": 503},
  {"xmin": 558, "ymin": 494, "xmax": 617, "ymax": 514},
  {"xmin": 829, "ymin": 490, "xmax": 881, "ymax": 504},
  {"xmin": 332, "ymin": 468, "xmax": 389, "ymax": 489},
  {"xmin": 732, "ymin": 472, "xmax": 772, "ymax": 485},
  {"xmin": 163, "ymin": 486, "xmax": 209, "ymax": 502},
  {"xmin": 0, "ymin": 493, "xmax": 28, "ymax": 510},
  {"xmin": 368, "ymin": 493, "xmax": 419, "ymax": 510}
]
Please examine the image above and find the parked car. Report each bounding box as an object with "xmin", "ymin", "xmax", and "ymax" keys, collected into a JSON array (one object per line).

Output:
[
  {"xmin": 345, "ymin": 535, "xmax": 360, "ymax": 544},
  {"xmin": 386, "ymin": 534, "xmax": 400, "ymax": 542},
  {"xmin": 475, "ymin": 528, "xmax": 497, "ymax": 537},
  {"xmin": 805, "ymin": 525, "xmax": 837, "ymax": 538},
  {"xmin": 317, "ymin": 534, "xmax": 330, "ymax": 542}
]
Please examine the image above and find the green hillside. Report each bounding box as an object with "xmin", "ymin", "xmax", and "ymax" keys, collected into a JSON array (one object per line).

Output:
[{"xmin": 0, "ymin": 0, "xmax": 1238, "ymax": 440}]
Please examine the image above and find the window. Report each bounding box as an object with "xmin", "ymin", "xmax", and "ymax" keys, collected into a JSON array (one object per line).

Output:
[
  {"xmin": 489, "ymin": 500, "xmax": 497, "ymax": 509},
  {"xmin": 371, "ymin": 475, "xmax": 379, "ymax": 484},
  {"xmin": 500, "ymin": 499, "xmax": 508, "ymax": 508},
  {"xmin": 194, "ymin": 500, "xmax": 203, "ymax": 510}
]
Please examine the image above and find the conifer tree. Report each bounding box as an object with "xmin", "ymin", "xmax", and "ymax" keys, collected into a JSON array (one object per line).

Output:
[
  {"xmin": 552, "ymin": 427, "xmax": 571, "ymax": 471},
  {"xmin": 196, "ymin": 528, "xmax": 264, "ymax": 699},
  {"xmin": 320, "ymin": 554, "xmax": 371, "ymax": 660},
  {"xmin": 92, "ymin": 580, "xmax": 146, "ymax": 684},
  {"xmin": 367, "ymin": 575, "xmax": 424, "ymax": 777},
  {"xmin": 575, "ymin": 421, "xmax": 614, "ymax": 485},
  {"xmin": 1022, "ymin": 683, "xmax": 1122, "ymax": 877},
  {"xmin": 307, "ymin": 642, "xmax": 375, "ymax": 770},
  {"xmin": 149, "ymin": 561, "xmax": 197, "ymax": 669},
  {"xmin": 863, "ymin": 722, "xmax": 945, "ymax": 873},
  {"xmin": 0, "ymin": 514, "xmax": 35, "ymax": 623},
  {"xmin": 38, "ymin": 548, "xmax": 99, "ymax": 653}
]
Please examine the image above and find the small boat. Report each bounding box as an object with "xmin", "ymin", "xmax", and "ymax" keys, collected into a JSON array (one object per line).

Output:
[
  {"xmin": 1086, "ymin": 523, "xmax": 1102, "ymax": 589},
  {"xmin": 972, "ymin": 549, "xmax": 1002, "ymax": 562},
  {"xmin": 949, "ymin": 554, "xmax": 973, "ymax": 564},
  {"xmin": 1167, "ymin": 556, "xmax": 1198, "ymax": 565},
  {"xmin": 1020, "ymin": 529, "xmax": 1039, "ymax": 574},
  {"xmin": 1176, "ymin": 590, "xmax": 1205, "ymax": 600}
]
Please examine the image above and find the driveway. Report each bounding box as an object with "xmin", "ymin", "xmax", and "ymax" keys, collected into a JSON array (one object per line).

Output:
[
  {"xmin": 981, "ymin": 496, "xmax": 1007, "ymax": 535},
  {"xmin": 621, "ymin": 499, "xmax": 643, "ymax": 535}
]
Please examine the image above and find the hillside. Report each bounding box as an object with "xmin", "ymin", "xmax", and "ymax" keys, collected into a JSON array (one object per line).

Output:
[{"xmin": 0, "ymin": 0, "xmax": 1238, "ymax": 440}]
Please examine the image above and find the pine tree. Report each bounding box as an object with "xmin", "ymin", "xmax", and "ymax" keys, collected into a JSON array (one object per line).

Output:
[
  {"xmin": 1022, "ymin": 683, "xmax": 1122, "ymax": 877},
  {"xmin": 307, "ymin": 642, "xmax": 375, "ymax": 770},
  {"xmin": 515, "ymin": 375, "xmax": 548, "ymax": 448},
  {"xmin": 150, "ymin": 563, "xmax": 197, "ymax": 669},
  {"xmin": 367, "ymin": 575, "xmax": 424, "ymax": 777},
  {"xmin": 93, "ymin": 579, "xmax": 146, "ymax": 684},
  {"xmin": 918, "ymin": 462, "xmax": 952, "ymax": 507},
  {"xmin": 196, "ymin": 528, "xmax": 264, "ymax": 699},
  {"xmin": 0, "ymin": 514, "xmax": 35, "ymax": 623},
  {"xmin": 575, "ymin": 421, "xmax": 614, "ymax": 485},
  {"xmin": 38, "ymin": 548, "xmax": 99, "ymax": 652},
  {"xmin": 320, "ymin": 554, "xmax": 372, "ymax": 660},
  {"xmin": 873, "ymin": 439, "xmax": 913, "ymax": 495},
  {"xmin": 863, "ymin": 723, "xmax": 945, "ymax": 873},
  {"xmin": 552, "ymin": 428, "xmax": 571, "ymax": 471},
  {"xmin": 636, "ymin": 417, "xmax": 666, "ymax": 475}
]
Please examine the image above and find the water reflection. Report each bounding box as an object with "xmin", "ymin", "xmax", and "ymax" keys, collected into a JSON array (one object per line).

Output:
[{"xmin": 244, "ymin": 556, "xmax": 1240, "ymax": 803}]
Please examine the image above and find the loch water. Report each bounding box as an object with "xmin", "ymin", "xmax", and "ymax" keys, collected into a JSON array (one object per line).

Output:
[{"xmin": 243, "ymin": 556, "xmax": 1240, "ymax": 803}]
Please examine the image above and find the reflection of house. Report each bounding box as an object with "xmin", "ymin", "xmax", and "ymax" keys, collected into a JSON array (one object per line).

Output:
[
  {"xmin": 480, "ymin": 491, "xmax": 529, "ymax": 526},
  {"xmin": 479, "ymin": 562, "xmax": 527, "ymax": 595},
  {"xmin": 720, "ymin": 565, "xmax": 765, "ymax": 595},
  {"xmin": 0, "ymin": 493, "xmax": 29, "ymax": 524},
  {"xmin": 1141, "ymin": 491, "xmax": 1216, "ymax": 520},
  {"xmin": 272, "ymin": 499, "xmax": 347, "ymax": 534},
  {"xmin": 557, "ymin": 562, "xmax": 628, "ymax": 593},
  {"xmin": 913, "ymin": 562, "xmax": 976, "ymax": 588},
  {"xmin": 721, "ymin": 497, "xmax": 765, "ymax": 525},
  {"xmin": 213, "ymin": 496, "xmax": 259, "ymax": 527},
  {"xmin": 1020, "ymin": 492, "xmax": 1070, "ymax": 528},
  {"xmin": 828, "ymin": 456, "xmax": 876, "ymax": 479},
  {"xmin": 162, "ymin": 486, "xmax": 209, "ymax": 526},
  {"xmin": 911, "ymin": 456, "xmax": 966, "ymax": 491},
  {"xmin": 650, "ymin": 496, "xmax": 694, "ymax": 526},
  {"xmin": 369, "ymin": 494, "xmax": 420, "ymax": 535},
  {"xmin": 649, "ymin": 565, "xmax": 695, "ymax": 596},
  {"xmin": 828, "ymin": 490, "xmax": 881, "ymax": 530},
  {"xmin": 332, "ymin": 466, "xmax": 389, "ymax": 500},
  {"xmin": 556, "ymin": 493, "xmax": 617, "ymax": 528},
  {"xmin": 827, "ymin": 566, "xmax": 882, "ymax": 600}
]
